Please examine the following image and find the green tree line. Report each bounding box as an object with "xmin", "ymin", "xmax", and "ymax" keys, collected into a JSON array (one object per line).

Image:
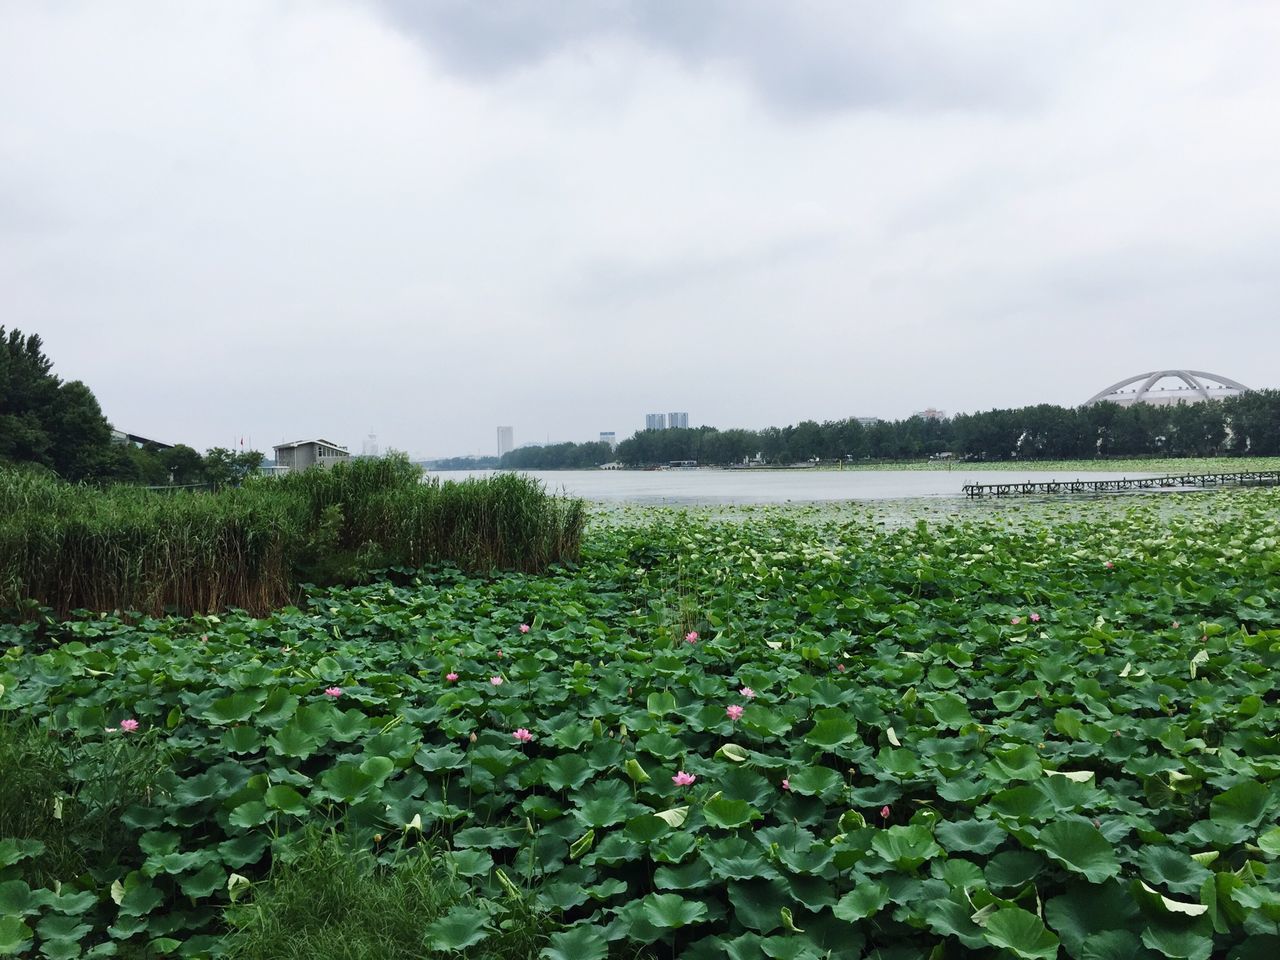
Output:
[
  {"xmin": 501, "ymin": 441, "xmax": 616, "ymax": 470},
  {"xmin": 430, "ymin": 442, "xmax": 617, "ymax": 471},
  {"xmin": 490, "ymin": 392, "xmax": 1280, "ymax": 468},
  {"xmin": 10, "ymin": 323, "xmax": 1277, "ymax": 476}
]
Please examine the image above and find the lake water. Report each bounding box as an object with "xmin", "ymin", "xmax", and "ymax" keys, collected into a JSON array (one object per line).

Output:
[{"xmin": 423, "ymin": 468, "xmax": 1169, "ymax": 505}]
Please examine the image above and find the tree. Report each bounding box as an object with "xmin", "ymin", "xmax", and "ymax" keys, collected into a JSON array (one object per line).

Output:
[
  {"xmin": 161, "ymin": 444, "xmax": 206, "ymax": 485},
  {"xmin": 1224, "ymin": 390, "xmax": 1280, "ymax": 455},
  {"xmin": 111, "ymin": 444, "xmax": 169, "ymax": 485},
  {"xmin": 236, "ymin": 449, "xmax": 265, "ymax": 477},
  {"xmin": 202, "ymin": 447, "xmax": 264, "ymax": 487},
  {"xmin": 1, "ymin": 326, "xmax": 116, "ymax": 481}
]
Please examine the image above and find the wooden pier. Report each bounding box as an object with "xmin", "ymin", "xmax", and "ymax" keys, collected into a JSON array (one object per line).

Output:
[{"xmin": 962, "ymin": 470, "xmax": 1280, "ymax": 498}]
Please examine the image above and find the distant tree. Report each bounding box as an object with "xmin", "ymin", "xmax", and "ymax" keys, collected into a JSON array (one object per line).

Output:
[
  {"xmin": 789, "ymin": 420, "xmax": 824, "ymax": 460},
  {"xmin": 427, "ymin": 456, "xmax": 500, "ymax": 470},
  {"xmin": 459, "ymin": 396, "xmax": 1262, "ymax": 473},
  {"xmin": 161, "ymin": 444, "xmax": 205, "ymax": 485},
  {"xmin": 500, "ymin": 441, "xmax": 615, "ymax": 470},
  {"xmin": 236, "ymin": 449, "xmax": 265, "ymax": 477},
  {"xmin": 113, "ymin": 444, "xmax": 169, "ymax": 485},
  {"xmin": 1166, "ymin": 402, "xmax": 1225, "ymax": 457},
  {"xmin": 200, "ymin": 448, "xmax": 235, "ymax": 487},
  {"xmin": 201, "ymin": 447, "xmax": 265, "ymax": 487},
  {"xmin": 864, "ymin": 421, "xmax": 899, "ymax": 459},
  {"xmin": 1223, "ymin": 390, "xmax": 1280, "ymax": 455},
  {"xmin": 0, "ymin": 326, "xmax": 115, "ymax": 481}
]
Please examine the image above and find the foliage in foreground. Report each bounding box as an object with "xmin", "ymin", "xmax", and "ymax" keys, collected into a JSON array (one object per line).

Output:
[
  {"xmin": 0, "ymin": 717, "xmax": 168, "ymax": 894},
  {"xmin": 0, "ymin": 459, "xmax": 586, "ymax": 616},
  {"xmin": 2, "ymin": 492, "xmax": 1280, "ymax": 958},
  {"xmin": 221, "ymin": 830, "xmax": 548, "ymax": 960}
]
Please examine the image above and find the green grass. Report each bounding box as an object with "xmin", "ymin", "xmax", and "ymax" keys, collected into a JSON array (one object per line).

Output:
[
  {"xmin": 0, "ymin": 458, "xmax": 586, "ymax": 617},
  {"xmin": 221, "ymin": 830, "xmax": 549, "ymax": 960}
]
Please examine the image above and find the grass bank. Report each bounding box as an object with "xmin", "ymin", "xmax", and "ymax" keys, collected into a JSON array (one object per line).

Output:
[{"xmin": 0, "ymin": 459, "xmax": 585, "ymax": 617}]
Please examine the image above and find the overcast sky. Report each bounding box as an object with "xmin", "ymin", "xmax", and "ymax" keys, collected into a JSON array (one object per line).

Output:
[{"xmin": 3, "ymin": 1, "xmax": 1278, "ymax": 457}]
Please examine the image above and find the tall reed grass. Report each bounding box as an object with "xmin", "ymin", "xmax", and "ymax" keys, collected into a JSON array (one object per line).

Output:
[{"xmin": 0, "ymin": 459, "xmax": 585, "ymax": 617}]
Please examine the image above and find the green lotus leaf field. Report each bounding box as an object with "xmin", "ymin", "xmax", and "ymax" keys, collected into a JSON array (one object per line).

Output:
[{"xmin": 3, "ymin": 490, "xmax": 1280, "ymax": 957}]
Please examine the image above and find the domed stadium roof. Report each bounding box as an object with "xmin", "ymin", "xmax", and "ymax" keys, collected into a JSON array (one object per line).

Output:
[{"xmin": 1085, "ymin": 370, "xmax": 1249, "ymax": 407}]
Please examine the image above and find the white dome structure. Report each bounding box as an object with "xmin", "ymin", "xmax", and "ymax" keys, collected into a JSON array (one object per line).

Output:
[{"xmin": 1085, "ymin": 370, "xmax": 1249, "ymax": 407}]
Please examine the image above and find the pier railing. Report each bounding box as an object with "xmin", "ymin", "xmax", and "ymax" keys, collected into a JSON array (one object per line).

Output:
[{"xmin": 962, "ymin": 470, "xmax": 1280, "ymax": 498}]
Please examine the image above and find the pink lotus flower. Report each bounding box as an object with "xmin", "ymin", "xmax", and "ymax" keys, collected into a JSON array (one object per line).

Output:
[
  {"xmin": 740, "ymin": 687, "xmax": 756, "ymax": 699},
  {"xmin": 837, "ymin": 663, "xmax": 846, "ymax": 673},
  {"xmin": 490, "ymin": 676, "xmax": 504, "ymax": 686},
  {"xmin": 446, "ymin": 672, "xmax": 459, "ymax": 682},
  {"xmin": 1010, "ymin": 616, "xmax": 1021, "ymax": 625},
  {"xmin": 672, "ymin": 771, "xmax": 696, "ymax": 786},
  {"xmin": 519, "ymin": 623, "xmax": 530, "ymax": 634},
  {"xmin": 685, "ymin": 631, "xmax": 699, "ymax": 644},
  {"xmin": 1172, "ymin": 621, "xmax": 1181, "ymax": 629},
  {"xmin": 880, "ymin": 805, "xmax": 891, "ymax": 820},
  {"xmin": 1104, "ymin": 561, "xmax": 1114, "ymax": 569},
  {"xmin": 323, "ymin": 687, "xmax": 342, "ymax": 698},
  {"xmin": 513, "ymin": 728, "xmax": 533, "ymax": 743},
  {"xmin": 726, "ymin": 704, "xmax": 744, "ymax": 721},
  {"xmin": 781, "ymin": 778, "xmax": 790, "ymax": 791},
  {"xmin": 119, "ymin": 719, "xmax": 140, "ymax": 733},
  {"xmin": 1029, "ymin": 613, "xmax": 1041, "ymax": 623}
]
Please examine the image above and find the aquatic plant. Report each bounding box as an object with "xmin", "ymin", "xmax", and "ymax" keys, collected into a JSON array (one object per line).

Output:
[
  {"xmin": 1, "ymin": 490, "xmax": 1278, "ymax": 957},
  {"xmin": 0, "ymin": 461, "xmax": 586, "ymax": 616}
]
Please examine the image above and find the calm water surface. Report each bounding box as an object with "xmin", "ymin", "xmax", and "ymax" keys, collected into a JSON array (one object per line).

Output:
[{"xmin": 423, "ymin": 468, "xmax": 1168, "ymax": 506}]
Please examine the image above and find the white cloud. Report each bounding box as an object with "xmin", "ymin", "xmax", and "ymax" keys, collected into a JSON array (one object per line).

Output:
[{"xmin": 1, "ymin": 1, "xmax": 1277, "ymax": 455}]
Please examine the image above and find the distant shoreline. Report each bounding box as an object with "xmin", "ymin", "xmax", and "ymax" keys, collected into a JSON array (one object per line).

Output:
[{"xmin": 423, "ymin": 455, "xmax": 1280, "ymax": 475}]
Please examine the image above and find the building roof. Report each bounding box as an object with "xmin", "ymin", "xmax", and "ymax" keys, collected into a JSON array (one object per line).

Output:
[
  {"xmin": 1085, "ymin": 370, "xmax": 1249, "ymax": 407},
  {"xmin": 273, "ymin": 438, "xmax": 349, "ymax": 451},
  {"xmin": 111, "ymin": 430, "xmax": 175, "ymax": 450}
]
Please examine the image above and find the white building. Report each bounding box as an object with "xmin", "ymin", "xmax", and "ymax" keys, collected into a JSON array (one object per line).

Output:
[
  {"xmin": 1085, "ymin": 370, "xmax": 1250, "ymax": 407},
  {"xmin": 645, "ymin": 413, "xmax": 667, "ymax": 431},
  {"xmin": 668, "ymin": 411, "xmax": 689, "ymax": 429},
  {"xmin": 272, "ymin": 439, "xmax": 350, "ymax": 473},
  {"xmin": 497, "ymin": 426, "xmax": 514, "ymax": 458},
  {"xmin": 600, "ymin": 431, "xmax": 617, "ymax": 448}
]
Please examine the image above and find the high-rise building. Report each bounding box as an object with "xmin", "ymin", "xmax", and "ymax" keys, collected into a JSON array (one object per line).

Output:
[
  {"xmin": 497, "ymin": 426, "xmax": 514, "ymax": 458},
  {"xmin": 645, "ymin": 413, "xmax": 667, "ymax": 431},
  {"xmin": 668, "ymin": 411, "xmax": 689, "ymax": 429},
  {"xmin": 600, "ymin": 431, "xmax": 617, "ymax": 448}
]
